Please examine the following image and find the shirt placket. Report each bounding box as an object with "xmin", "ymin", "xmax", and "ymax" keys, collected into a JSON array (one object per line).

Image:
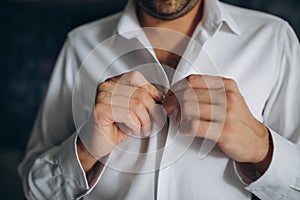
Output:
[{"xmin": 128, "ymin": 26, "xmax": 218, "ymax": 200}]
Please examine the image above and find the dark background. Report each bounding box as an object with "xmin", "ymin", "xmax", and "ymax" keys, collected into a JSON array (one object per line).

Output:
[{"xmin": 0, "ymin": 0, "xmax": 299, "ymax": 199}]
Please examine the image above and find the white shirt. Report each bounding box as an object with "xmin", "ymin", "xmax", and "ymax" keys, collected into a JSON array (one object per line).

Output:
[{"xmin": 18, "ymin": 0, "xmax": 300, "ymax": 199}]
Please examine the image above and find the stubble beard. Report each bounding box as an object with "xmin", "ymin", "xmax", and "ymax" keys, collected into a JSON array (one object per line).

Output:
[{"xmin": 135, "ymin": 0, "xmax": 200, "ymax": 20}]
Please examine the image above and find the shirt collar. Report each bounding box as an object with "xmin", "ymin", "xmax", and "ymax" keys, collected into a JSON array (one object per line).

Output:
[
  {"xmin": 217, "ymin": 1, "xmax": 242, "ymax": 35},
  {"xmin": 115, "ymin": 0, "xmax": 142, "ymax": 39},
  {"xmin": 201, "ymin": 0, "xmax": 241, "ymax": 37},
  {"xmin": 115, "ymin": 0, "xmax": 241, "ymax": 40}
]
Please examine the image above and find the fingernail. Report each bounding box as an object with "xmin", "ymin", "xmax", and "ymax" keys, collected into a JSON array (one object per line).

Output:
[
  {"xmin": 155, "ymin": 90, "xmax": 163, "ymax": 100},
  {"xmin": 165, "ymin": 90, "xmax": 171, "ymax": 98}
]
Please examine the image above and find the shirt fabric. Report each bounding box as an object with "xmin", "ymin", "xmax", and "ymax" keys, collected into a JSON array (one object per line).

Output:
[{"xmin": 18, "ymin": 0, "xmax": 300, "ymax": 199}]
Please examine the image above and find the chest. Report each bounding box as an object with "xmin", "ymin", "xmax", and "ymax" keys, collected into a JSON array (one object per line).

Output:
[{"xmin": 154, "ymin": 49, "xmax": 181, "ymax": 69}]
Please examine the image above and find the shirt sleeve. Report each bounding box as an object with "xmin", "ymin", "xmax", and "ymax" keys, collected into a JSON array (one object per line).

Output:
[
  {"xmin": 17, "ymin": 37, "xmax": 100, "ymax": 199},
  {"xmin": 234, "ymin": 22, "xmax": 300, "ymax": 199}
]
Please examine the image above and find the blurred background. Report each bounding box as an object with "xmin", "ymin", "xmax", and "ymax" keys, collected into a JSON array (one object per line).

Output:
[{"xmin": 0, "ymin": 0, "xmax": 299, "ymax": 199}]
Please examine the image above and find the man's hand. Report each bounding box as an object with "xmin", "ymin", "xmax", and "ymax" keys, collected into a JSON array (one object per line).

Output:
[
  {"xmin": 77, "ymin": 71, "xmax": 164, "ymax": 175},
  {"xmin": 164, "ymin": 74, "xmax": 272, "ymax": 173}
]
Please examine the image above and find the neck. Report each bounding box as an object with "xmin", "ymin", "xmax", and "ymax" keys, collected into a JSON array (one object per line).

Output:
[
  {"xmin": 136, "ymin": 0, "xmax": 204, "ymax": 69},
  {"xmin": 137, "ymin": 0, "xmax": 203, "ymax": 37}
]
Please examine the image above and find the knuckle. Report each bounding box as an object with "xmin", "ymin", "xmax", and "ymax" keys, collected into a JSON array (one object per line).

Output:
[
  {"xmin": 224, "ymin": 78, "xmax": 237, "ymax": 89},
  {"xmin": 134, "ymin": 100, "xmax": 144, "ymax": 110},
  {"xmin": 129, "ymin": 70, "xmax": 142, "ymax": 79},
  {"xmin": 187, "ymin": 74, "xmax": 199, "ymax": 83},
  {"xmin": 128, "ymin": 109, "xmax": 136, "ymax": 121},
  {"xmin": 136, "ymin": 89, "xmax": 148, "ymax": 99},
  {"xmin": 98, "ymin": 81, "xmax": 111, "ymax": 91},
  {"xmin": 98, "ymin": 91, "xmax": 110, "ymax": 99},
  {"xmin": 147, "ymin": 85, "xmax": 157, "ymax": 96},
  {"xmin": 94, "ymin": 103, "xmax": 106, "ymax": 119},
  {"xmin": 226, "ymin": 90, "xmax": 238, "ymax": 103},
  {"xmin": 97, "ymin": 92, "xmax": 104, "ymax": 99}
]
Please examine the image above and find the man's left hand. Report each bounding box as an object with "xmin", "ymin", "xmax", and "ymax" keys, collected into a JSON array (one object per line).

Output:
[{"xmin": 164, "ymin": 74, "xmax": 272, "ymax": 172}]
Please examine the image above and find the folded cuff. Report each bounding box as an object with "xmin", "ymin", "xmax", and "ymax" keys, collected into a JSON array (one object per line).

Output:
[
  {"xmin": 58, "ymin": 131, "xmax": 90, "ymax": 198},
  {"xmin": 234, "ymin": 127, "xmax": 300, "ymax": 199}
]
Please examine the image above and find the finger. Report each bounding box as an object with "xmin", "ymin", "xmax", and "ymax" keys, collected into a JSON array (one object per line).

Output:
[
  {"xmin": 179, "ymin": 119, "xmax": 223, "ymax": 142},
  {"xmin": 149, "ymin": 104, "xmax": 167, "ymax": 127},
  {"xmin": 95, "ymin": 103, "xmax": 141, "ymax": 135},
  {"xmin": 98, "ymin": 84, "xmax": 165, "ymax": 127},
  {"xmin": 110, "ymin": 71, "xmax": 163, "ymax": 101},
  {"xmin": 131, "ymin": 88, "xmax": 166, "ymax": 127},
  {"xmin": 98, "ymin": 96, "xmax": 152, "ymax": 136},
  {"xmin": 168, "ymin": 75, "xmax": 225, "ymax": 96},
  {"xmin": 180, "ymin": 101, "xmax": 226, "ymax": 122},
  {"xmin": 164, "ymin": 88, "xmax": 199, "ymax": 115},
  {"xmin": 116, "ymin": 123, "xmax": 134, "ymax": 137},
  {"xmin": 222, "ymin": 78, "xmax": 240, "ymax": 93},
  {"xmin": 163, "ymin": 94, "xmax": 180, "ymax": 115},
  {"xmin": 99, "ymin": 78, "xmax": 163, "ymax": 103},
  {"xmin": 166, "ymin": 88, "xmax": 226, "ymax": 105},
  {"xmin": 99, "ymin": 83, "xmax": 156, "ymax": 109},
  {"xmin": 96, "ymin": 90, "xmax": 112, "ymax": 103}
]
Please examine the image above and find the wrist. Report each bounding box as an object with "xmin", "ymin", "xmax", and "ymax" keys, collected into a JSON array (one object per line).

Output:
[
  {"xmin": 252, "ymin": 128, "xmax": 273, "ymax": 174},
  {"xmin": 76, "ymin": 138, "xmax": 99, "ymax": 174},
  {"xmin": 235, "ymin": 128, "xmax": 273, "ymax": 183}
]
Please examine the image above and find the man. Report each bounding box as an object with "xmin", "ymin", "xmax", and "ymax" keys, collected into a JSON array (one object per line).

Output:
[{"xmin": 19, "ymin": 0, "xmax": 300, "ymax": 199}]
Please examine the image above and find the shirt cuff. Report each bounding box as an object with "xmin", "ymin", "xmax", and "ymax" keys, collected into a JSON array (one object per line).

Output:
[
  {"xmin": 58, "ymin": 127, "xmax": 108, "ymax": 199},
  {"xmin": 234, "ymin": 127, "xmax": 300, "ymax": 199},
  {"xmin": 57, "ymin": 131, "xmax": 89, "ymax": 198}
]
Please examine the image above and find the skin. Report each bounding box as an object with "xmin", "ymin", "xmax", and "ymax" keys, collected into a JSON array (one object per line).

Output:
[
  {"xmin": 137, "ymin": 0, "xmax": 203, "ymax": 69},
  {"xmin": 77, "ymin": 0, "xmax": 273, "ymax": 186},
  {"xmin": 135, "ymin": 0, "xmax": 200, "ymax": 20},
  {"xmin": 163, "ymin": 75, "xmax": 272, "ymax": 175},
  {"xmin": 77, "ymin": 71, "xmax": 164, "ymax": 184}
]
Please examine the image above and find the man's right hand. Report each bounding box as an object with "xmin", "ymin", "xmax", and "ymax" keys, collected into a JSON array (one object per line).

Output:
[{"xmin": 77, "ymin": 71, "xmax": 164, "ymax": 175}]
